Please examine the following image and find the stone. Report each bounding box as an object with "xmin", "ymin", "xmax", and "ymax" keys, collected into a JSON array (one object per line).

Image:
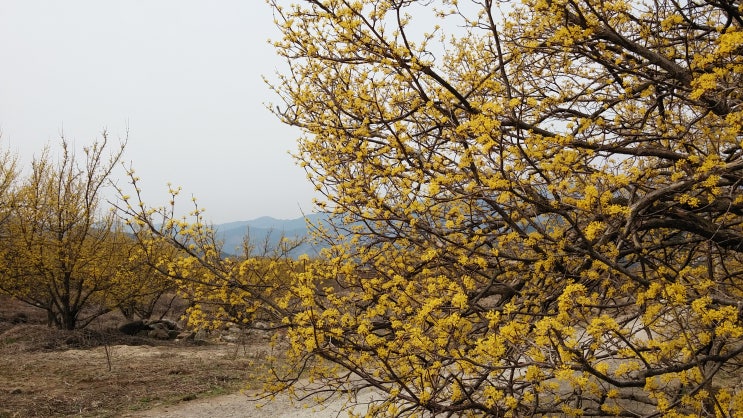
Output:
[
  {"xmin": 148, "ymin": 318, "xmax": 179, "ymax": 330},
  {"xmin": 148, "ymin": 328, "xmax": 170, "ymax": 340},
  {"xmin": 176, "ymin": 331, "xmax": 195, "ymax": 341},
  {"xmin": 194, "ymin": 329, "xmax": 208, "ymax": 341},
  {"xmin": 118, "ymin": 320, "xmax": 148, "ymax": 336}
]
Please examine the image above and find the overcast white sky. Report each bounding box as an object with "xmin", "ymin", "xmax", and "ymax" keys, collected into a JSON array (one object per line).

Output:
[{"xmin": 0, "ymin": 1, "xmax": 318, "ymax": 224}]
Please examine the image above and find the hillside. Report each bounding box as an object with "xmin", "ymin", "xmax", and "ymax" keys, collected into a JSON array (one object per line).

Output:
[{"xmin": 215, "ymin": 213, "xmax": 328, "ymax": 257}]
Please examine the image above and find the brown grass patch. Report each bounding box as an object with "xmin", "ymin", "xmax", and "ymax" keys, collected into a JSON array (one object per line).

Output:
[{"xmin": 0, "ymin": 296, "xmax": 273, "ymax": 418}]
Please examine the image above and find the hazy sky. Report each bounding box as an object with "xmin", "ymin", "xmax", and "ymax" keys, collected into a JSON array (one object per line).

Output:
[{"xmin": 0, "ymin": 1, "xmax": 318, "ymax": 223}]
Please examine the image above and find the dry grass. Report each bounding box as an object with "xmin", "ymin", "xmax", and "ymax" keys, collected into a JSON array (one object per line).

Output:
[{"xmin": 0, "ymin": 296, "xmax": 273, "ymax": 418}]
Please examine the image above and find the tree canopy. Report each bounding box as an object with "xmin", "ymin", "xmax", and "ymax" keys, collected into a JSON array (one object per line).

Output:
[
  {"xmin": 0, "ymin": 143, "xmax": 18, "ymax": 240},
  {"xmin": 117, "ymin": 175, "xmax": 306, "ymax": 331},
  {"xmin": 0, "ymin": 137, "xmax": 147, "ymax": 330},
  {"xmin": 268, "ymin": 0, "xmax": 743, "ymax": 415}
]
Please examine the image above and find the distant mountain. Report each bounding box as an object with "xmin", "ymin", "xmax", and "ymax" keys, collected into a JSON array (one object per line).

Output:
[{"xmin": 215, "ymin": 213, "xmax": 329, "ymax": 258}]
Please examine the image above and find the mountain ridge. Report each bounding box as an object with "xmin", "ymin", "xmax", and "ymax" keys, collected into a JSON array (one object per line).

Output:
[{"xmin": 215, "ymin": 213, "xmax": 328, "ymax": 257}]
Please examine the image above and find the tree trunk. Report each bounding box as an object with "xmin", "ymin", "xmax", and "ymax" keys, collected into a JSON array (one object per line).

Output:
[{"xmin": 62, "ymin": 309, "xmax": 77, "ymax": 330}]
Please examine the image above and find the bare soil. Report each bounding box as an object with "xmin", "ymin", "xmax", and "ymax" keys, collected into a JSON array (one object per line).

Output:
[
  {"xmin": 120, "ymin": 386, "xmax": 380, "ymax": 418},
  {"xmin": 0, "ymin": 295, "xmax": 278, "ymax": 418}
]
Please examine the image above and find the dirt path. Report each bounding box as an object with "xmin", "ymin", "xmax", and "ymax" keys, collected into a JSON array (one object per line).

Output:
[{"xmin": 120, "ymin": 387, "xmax": 379, "ymax": 418}]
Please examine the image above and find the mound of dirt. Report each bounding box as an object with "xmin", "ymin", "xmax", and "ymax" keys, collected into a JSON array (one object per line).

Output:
[
  {"xmin": 0, "ymin": 323, "xmax": 181, "ymax": 353},
  {"xmin": 0, "ymin": 296, "xmax": 192, "ymax": 352},
  {"xmin": 0, "ymin": 296, "xmax": 48, "ymax": 323}
]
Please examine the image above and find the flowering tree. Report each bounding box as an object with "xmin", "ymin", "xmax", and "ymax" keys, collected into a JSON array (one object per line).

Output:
[
  {"xmin": 117, "ymin": 175, "xmax": 304, "ymax": 331},
  {"xmin": 0, "ymin": 137, "xmax": 136, "ymax": 330},
  {"xmin": 112, "ymin": 237, "xmax": 182, "ymax": 322},
  {"xmin": 268, "ymin": 0, "xmax": 743, "ymax": 415},
  {"xmin": 0, "ymin": 142, "xmax": 18, "ymax": 239}
]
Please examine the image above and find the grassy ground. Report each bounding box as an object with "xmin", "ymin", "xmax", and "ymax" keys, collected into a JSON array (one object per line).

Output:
[{"xmin": 0, "ymin": 296, "xmax": 271, "ymax": 418}]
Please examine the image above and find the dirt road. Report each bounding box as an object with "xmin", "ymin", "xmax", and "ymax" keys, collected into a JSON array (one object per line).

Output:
[{"xmin": 120, "ymin": 387, "xmax": 379, "ymax": 418}]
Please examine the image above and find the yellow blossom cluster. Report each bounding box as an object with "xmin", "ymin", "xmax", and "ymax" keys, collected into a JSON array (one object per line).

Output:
[{"xmin": 265, "ymin": 0, "xmax": 743, "ymax": 415}]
